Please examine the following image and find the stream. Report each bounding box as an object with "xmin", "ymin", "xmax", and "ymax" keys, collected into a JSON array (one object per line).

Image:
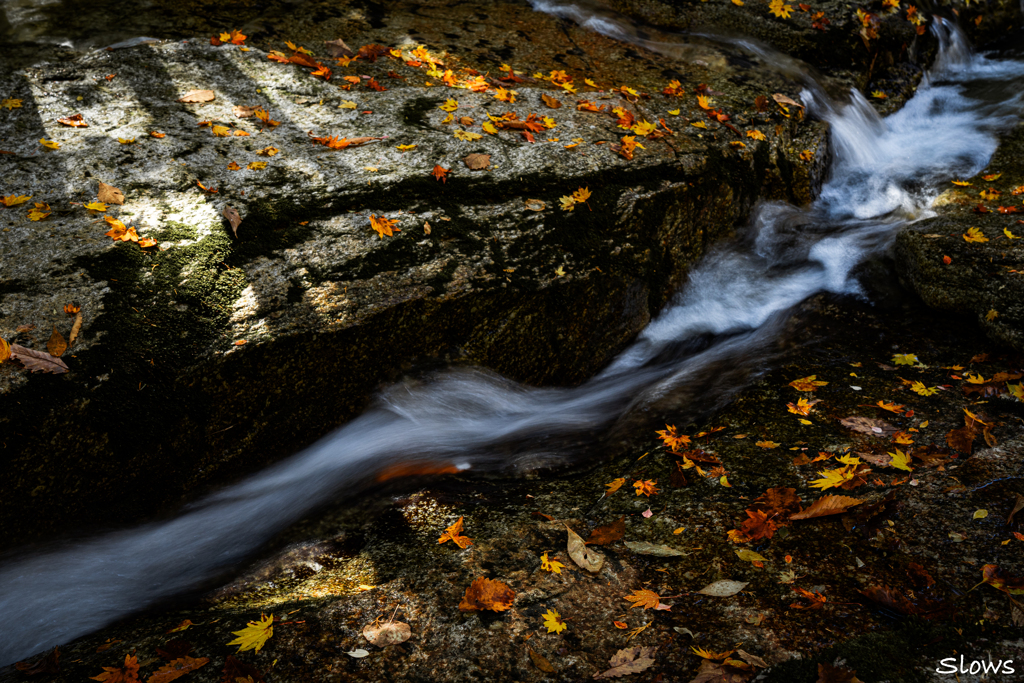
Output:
[{"xmin": 1, "ymin": 2, "xmax": 1023, "ymax": 669}]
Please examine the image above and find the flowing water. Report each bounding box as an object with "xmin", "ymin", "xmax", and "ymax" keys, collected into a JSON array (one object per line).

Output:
[{"xmin": 1, "ymin": 3, "xmax": 1024, "ymax": 668}]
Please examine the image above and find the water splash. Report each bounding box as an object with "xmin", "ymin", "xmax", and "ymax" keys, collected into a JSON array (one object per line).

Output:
[{"xmin": 2, "ymin": 6, "xmax": 1024, "ymax": 669}]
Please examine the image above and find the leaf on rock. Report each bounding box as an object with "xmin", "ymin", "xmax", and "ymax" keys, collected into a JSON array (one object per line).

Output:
[
  {"xmin": 633, "ymin": 479, "xmax": 660, "ymax": 497},
  {"xmin": 97, "ymin": 182, "xmax": 125, "ymax": 205},
  {"xmin": 463, "ymin": 153, "xmax": 491, "ymax": 170},
  {"xmin": 438, "ymin": 516, "xmax": 473, "ymax": 548},
  {"xmin": 623, "ymin": 589, "xmax": 663, "ymax": 610},
  {"xmin": 459, "ymin": 577, "xmax": 515, "ymax": 611},
  {"xmin": 147, "ymin": 656, "xmax": 209, "ymax": 683},
  {"xmin": 540, "ymin": 552, "xmax": 564, "ymax": 574},
  {"xmin": 528, "ymin": 647, "xmax": 555, "ymax": 673},
  {"xmin": 593, "ymin": 646, "xmax": 656, "ymax": 679},
  {"xmin": 542, "ymin": 608, "xmax": 567, "ymax": 634},
  {"xmin": 605, "ymin": 477, "xmax": 626, "ymax": 495},
  {"xmin": 453, "ymin": 129, "xmax": 483, "ymax": 141},
  {"xmin": 789, "ymin": 375, "xmax": 827, "ymax": 391},
  {"xmin": 10, "ymin": 344, "xmax": 69, "ymax": 374},
  {"xmin": 90, "ymin": 654, "xmax": 139, "ymax": 682},
  {"xmin": 587, "ymin": 517, "xmax": 625, "ymax": 545},
  {"xmin": 839, "ymin": 416, "xmax": 896, "ymax": 436},
  {"xmin": 178, "ymin": 90, "xmax": 215, "ymax": 103},
  {"xmin": 687, "ymin": 658, "xmax": 753, "ymax": 683},
  {"xmin": 623, "ymin": 541, "xmax": 687, "ymax": 557},
  {"xmin": 227, "ymin": 614, "xmax": 274, "ymax": 653},
  {"xmin": 790, "ymin": 495, "xmax": 863, "ymax": 519},
  {"xmin": 15, "ymin": 647, "xmax": 60, "ymax": 675},
  {"xmin": 220, "ymin": 656, "xmax": 265, "ymax": 683},
  {"xmin": 223, "ymin": 205, "xmax": 242, "ymax": 237},
  {"xmin": 57, "ymin": 113, "xmax": 88, "ymax": 127},
  {"xmin": 362, "ymin": 620, "xmax": 411, "ymax": 647},
  {"xmin": 697, "ymin": 580, "xmax": 748, "ymax": 597},
  {"xmin": 567, "ymin": 525, "xmax": 604, "ymax": 573},
  {"xmin": 981, "ymin": 564, "xmax": 1024, "ymax": 595},
  {"xmin": 431, "ymin": 165, "xmax": 449, "ymax": 183},
  {"xmin": 47, "ymin": 326, "xmax": 67, "ymax": 357},
  {"xmin": 541, "ymin": 93, "xmax": 562, "ymax": 109},
  {"xmin": 369, "ymin": 214, "xmax": 400, "ymax": 239},
  {"xmin": 791, "ymin": 587, "xmax": 827, "ymax": 609}
]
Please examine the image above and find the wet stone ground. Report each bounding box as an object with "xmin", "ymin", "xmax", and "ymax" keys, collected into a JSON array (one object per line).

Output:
[{"xmin": 5, "ymin": 261, "xmax": 1022, "ymax": 683}]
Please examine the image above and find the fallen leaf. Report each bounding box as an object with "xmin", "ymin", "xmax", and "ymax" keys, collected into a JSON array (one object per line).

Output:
[
  {"xmin": 839, "ymin": 416, "xmax": 896, "ymax": 436},
  {"xmin": 587, "ymin": 517, "xmax": 625, "ymax": 545},
  {"xmin": 528, "ymin": 647, "xmax": 555, "ymax": 673},
  {"xmin": 697, "ymin": 580, "xmax": 748, "ymax": 597},
  {"xmin": 438, "ymin": 516, "xmax": 473, "ymax": 548},
  {"xmin": 463, "ymin": 153, "xmax": 491, "ymax": 170},
  {"xmin": 633, "ymin": 479, "xmax": 660, "ymax": 497},
  {"xmin": 524, "ymin": 199, "xmax": 546, "ymax": 211},
  {"xmin": 14, "ymin": 647, "xmax": 60, "ymax": 675},
  {"xmin": 567, "ymin": 525, "xmax": 604, "ymax": 573},
  {"xmin": 223, "ymin": 205, "xmax": 242, "ymax": 237},
  {"xmin": 57, "ymin": 113, "xmax": 88, "ymax": 127},
  {"xmin": 790, "ymin": 495, "xmax": 863, "ymax": 519},
  {"xmin": 540, "ymin": 552, "xmax": 564, "ymax": 574},
  {"xmin": 178, "ymin": 90, "xmax": 215, "ymax": 103},
  {"xmin": 9, "ymin": 344, "xmax": 69, "ymax": 374},
  {"xmin": 369, "ymin": 214, "xmax": 400, "ymax": 239},
  {"xmin": 593, "ymin": 646, "xmax": 656, "ymax": 679},
  {"xmin": 154, "ymin": 639, "xmax": 192, "ymax": 661},
  {"xmin": 47, "ymin": 326, "xmax": 67, "ymax": 357},
  {"xmin": 345, "ymin": 650, "xmax": 370, "ymax": 658},
  {"xmin": 227, "ymin": 614, "xmax": 273, "ymax": 653},
  {"xmin": 542, "ymin": 608, "xmax": 567, "ymax": 634},
  {"xmin": 89, "ymin": 654, "xmax": 138, "ymax": 682},
  {"xmin": 623, "ymin": 541, "xmax": 687, "ymax": 557},
  {"xmin": 454, "ymin": 129, "xmax": 482, "ymax": 141},
  {"xmin": 362, "ymin": 620, "xmax": 411, "ymax": 647},
  {"xmin": 736, "ymin": 549, "xmax": 767, "ymax": 563},
  {"xmin": 459, "ymin": 577, "xmax": 515, "ymax": 611},
  {"xmin": 790, "ymin": 375, "xmax": 828, "ymax": 391},
  {"xmin": 97, "ymin": 182, "xmax": 124, "ymax": 205},
  {"xmin": 147, "ymin": 656, "xmax": 209, "ymax": 683}
]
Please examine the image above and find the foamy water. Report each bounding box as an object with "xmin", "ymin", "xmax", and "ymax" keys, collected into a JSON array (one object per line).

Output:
[{"xmin": 1, "ymin": 8, "xmax": 1023, "ymax": 667}]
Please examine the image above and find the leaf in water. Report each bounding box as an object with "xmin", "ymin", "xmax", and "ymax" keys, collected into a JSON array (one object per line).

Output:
[
  {"xmin": 47, "ymin": 326, "xmax": 67, "ymax": 357},
  {"xmin": 147, "ymin": 656, "xmax": 209, "ymax": 683},
  {"xmin": 10, "ymin": 344, "xmax": 68, "ymax": 374},
  {"xmin": 592, "ymin": 646, "xmax": 656, "ymax": 679},
  {"xmin": 623, "ymin": 541, "xmax": 687, "ymax": 557},
  {"xmin": 97, "ymin": 181, "xmax": 125, "ymax": 205},
  {"xmin": 528, "ymin": 647, "xmax": 555, "ymax": 672},
  {"xmin": 227, "ymin": 614, "xmax": 274, "ymax": 653},
  {"xmin": 735, "ymin": 549, "xmax": 767, "ymax": 563},
  {"xmin": 566, "ymin": 525, "xmax": 604, "ymax": 573},
  {"xmin": 458, "ymin": 577, "xmax": 515, "ymax": 611},
  {"xmin": 623, "ymin": 589, "xmax": 667, "ymax": 610},
  {"xmin": 178, "ymin": 90, "xmax": 215, "ymax": 103},
  {"xmin": 362, "ymin": 620, "xmax": 411, "ymax": 647},
  {"xmin": 587, "ymin": 517, "xmax": 625, "ymax": 545},
  {"xmin": 790, "ymin": 495, "xmax": 863, "ymax": 519},
  {"xmin": 697, "ymin": 580, "xmax": 748, "ymax": 597}
]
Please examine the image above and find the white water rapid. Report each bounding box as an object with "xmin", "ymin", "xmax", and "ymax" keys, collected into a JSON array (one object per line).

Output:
[{"xmin": 1, "ymin": 9, "xmax": 1023, "ymax": 668}]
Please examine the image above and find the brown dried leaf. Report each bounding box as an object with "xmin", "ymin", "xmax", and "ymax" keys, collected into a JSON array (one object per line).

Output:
[
  {"xmin": 587, "ymin": 517, "xmax": 625, "ymax": 545},
  {"xmin": 751, "ymin": 487, "xmax": 802, "ymax": 518},
  {"xmin": 220, "ymin": 656, "xmax": 265, "ymax": 683},
  {"xmin": 688, "ymin": 658, "xmax": 752, "ymax": 683},
  {"xmin": 97, "ymin": 181, "xmax": 125, "ymax": 205},
  {"xmin": 15, "ymin": 647, "xmax": 60, "ymax": 675},
  {"xmin": 946, "ymin": 425, "xmax": 976, "ymax": 454},
  {"xmin": 567, "ymin": 525, "xmax": 604, "ymax": 573},
  {"xmin": 790, "ymin": 495, "xmax": 863, "ymax": 520},
  {"xmin": 178, "ymin": 89, "xmax": 215, "ymax": 103},
  {"xmin": 541, "ymin": 93, "xmax": 563, "ymax": 109},
  {"xmin": 223, "ymin": 205, "xmax": 242, "ymax": 237},
  {"xmin": 593, "ymin": 646, "xmax": 656, "ymax": 679},
  {"xmin": 148, "ymin": 656, "xmax": 209, "ymax": 683},
  {"xmin": 1007, "ymin": 494, "xmax": 1024, "ymax": 525},
  {"xmin": 68, "ymin": 311, "xmax": 83, "ymax": 347},
  {"xmin": 10, "ymin": 343, "xmax": 69, "ymax": 374},
  {"xmin": 324, "ymin": 38, "xmax": 354, "ymax": 57},
  {"xmin": 233, "ymin": 105, "xmax": 259, "ymax": 118},
  {"xmin": 839, "ymin": 416, "xmax": 896, "ymax": 436},
  {"xmin": 458, "ymin": 577, "xmax": 515, "ymax": 612},
  {"xmin": 463, "ymin": 153, "xmax": 491, "ymax": 170},
  {"xmin": 697, "ymin": 580, "xmax": 748, "ymax": 597},
  {"xmin": 47, "ymin": 326, "xmax": 67, "ymax": 357},
  {"xmin": 362, "ymin": 621, "xmax": 411, "ymax": 647},
  {"xmin": 528, "ymin": 647, "xmax": 555, "ymax": 673},
  {"xmin": 772, "ymin": 93, "xmax": 804, "ymax": 109}
]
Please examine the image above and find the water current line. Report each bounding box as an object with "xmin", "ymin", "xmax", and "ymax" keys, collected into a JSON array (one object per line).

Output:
[{"xmin": 1, "ymin": 9, "xmax": 1023, "ymax": 667}]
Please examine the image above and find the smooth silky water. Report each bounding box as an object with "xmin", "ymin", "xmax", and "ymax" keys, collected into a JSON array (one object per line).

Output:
[{"xmin": 1, "ymin": 3, "xmax": 1023, "ymax": 667}]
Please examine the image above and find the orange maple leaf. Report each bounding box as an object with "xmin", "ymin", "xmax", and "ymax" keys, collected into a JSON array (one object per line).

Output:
[
  {"xmin": 623, "ymin": 589, "xmax": 665, "ymax": 610},
  {"xmin": 90, "ymin": 654, "xmax": 140, "ymax": 683},
  {"xmin": 727, "ymin": 509, "xmax": 779, "ymax": 543},
  {"xmin": 438, "ymin": 516, "xmax": 473, "ymax": 548},
  {"xmin": 633, "ymin": 479, "xmax": 660, "ymax": 497},
  {"xmin": 369, "ymin": 214, "xmax": 400, "ymax": 239},
  {"xmin": 147, "ymin": 656, "xmax": 210, "ymax": 683},
  {"xmin": 459, "ymin": 577, "xmax": 515, "ymax": 612},
  {"xmin": 790, "ymin": 587, "xmax": 827, "ymax": 609},
  {"xmin": 876, "ymin": 400, "xmax": 905, "ymax": 414},
  {"xmin": 432, "ymin": 165, "xmax": 450, "ymax": 183},
  {"xmin": 656, "ymin": 424, "xmax": 690, "ymax": 452}
]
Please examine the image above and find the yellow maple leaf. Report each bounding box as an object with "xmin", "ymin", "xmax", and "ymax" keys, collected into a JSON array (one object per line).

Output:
[
  {"xmin": 623, "ymin": 588, "xmax": 662, "ymax": 610},
  {"xmin": 747, "ymin": 130, "xmax": 767, "ymax": 141},
  {"xmin": 396, "ymin": 144, "xmax": 417, "ymax": 151},
  {"xmin": 211, "ymin": 125, "xmax": 231, "ymax": 137},
  {"xmin": 692, "ymin": 646, "xmax": 734, "ymax": 660},
  {"xmin": 559, "ymin": 195, "xmax": 577, "ymax": 212},
  {"xmin": 985, "ymin": 309, "xmax": 998, "ymax": 321},
  {"xmin": 482, "ymin": 121, "xmax": 498, "ymax": 135},
  {"xmin": 40, "ymin": 138, "xmax": 59, "ymax": 149},
  {"xmin": 369, "ymin": 214, "xmax": 400, "ymax": 238},
  {"xmin": 910, "ymin": 381, "xmax": 938, "ymax": 396},
  {"xmin": 696, "ymin": 94, "xmax": 713, "ymax": 110},
  {"xmin": 810, "ymin": 466, "xmax": 855, "ymax": 490},
  {"xmin": 256, "ymin": 146, "xmax": 279, "ymax": 156},
  {"xmin": 247, "ymin": 161, "xmax": 267, "ymax": 170},
  {"xmin": 1005, "ymin": 228, "xmax": 1020, "ymax": 239},
  {"xmin": 572, "ymin": 186, "xmax": 592, "ymax": 205},
  {"xmin": 605, "ymin": 477, "xmax": 626, "ymax": 495},
  {"xmin": 540, "ymin": 552, "xmax": 564, "ymax": 574},
  {"xmin": 227, "ymin": 161, "xmax": 241, "ymax": 170},
  {"xmin": 441, "ymin": 112, "xmax": 455, "ymax": 125},
  {"xmin": 338, "ymin": 100, "xmax": 357, "ymax": 109},
  {"xmin": 631, "ymin": 120, "xmax": 656, "ymax": 136},
  {"xmin": 1, "ymin": 98, "xmax": 23, "ymax": 110},
  {"xmin": 542, "ymin": 116, "xmax": 557, "ymax": 129},
  {"xmin": 769, "ymin": 0, "xmax": 795, "ymax": 18},
  {"xmin": 965, "ymin": 372, "xmax": 987, "ymax": 384},
  {"xmin": 585, "ymin": 78, "xmax": 597, "ymax": 87},
  {"xmin": 454, "ymin": 130, "xmax": 482, "ymax": 141},
  {"xmin": 952, "ymin": 180, "xmax": 972, "ymax": 186},
  {"xmin": 893, "ymin": 431, "xmax": 914, "ymax": 445},
  {"xmin": 756, "ymin": 440, "xmax": 780, "ymax": 449},
  {"xmin": 0, "ymin": 194, "xmax": 31, "ymax": 207},
  {"xmin": 836, "ymin": 453, "xmax": 861, "ymax": 466},
  {"xmin": 227, "ymin": 613, "xmax": 273, "ymax": 653},
  {"xmin": 979, "ymin": 188, "xmax": 1001, "ymax": 200},
  {"xmin": 117, "ymin": 137, "xmax": 135, "ymax": 144},
  {"xmin": 494, "ymin": 87, "xmax": 516, "ymax": 103},
  {"xmin": 439, "ymin": 99, "xmax": 458, "ymax": 112},
  {"xmin": 871, "ymin": 91, "xmax": 888, "ymax": 99},
  {"xmin": 963, "ymin": 227, "xmax": 988, "ymax": 243},
  {"xmin": 668, "ymin": 109, "xmax": 680, "ymax": 115},
  {"xmin": 83, "ymin": 201, "xmax": 107, "ymax": 212},
  {"xmin": 786, "ymin": 398, "xmax": 817, "ymax": 416},
  {"xmin": 633, "ymin": 479, "xmax": 660, "ymax": 497},
  {"xmin": 1007, "ymin": 383, "xmax": 1024, "ymax": 401},
  {"xmin": 888, "ymin": 448, "xmax": 912, "ymax": 471},
  {"xmin": 789, "ymin": 375, "xmax": 828, "ymax": 391},
  {"xmin": 892, "ymin": 353, "xmax": 919, "ymax": 365},
  {"xmin": 542, "ymin": 608, "xmax": 567, "ymax": 634},
  {"xmin": 27, "ymin": 202, "xmax": 51, "ymax": 221},
  {"xmin": 691, "ymin": 121, "xmax": 708, "ymax": 129}
]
